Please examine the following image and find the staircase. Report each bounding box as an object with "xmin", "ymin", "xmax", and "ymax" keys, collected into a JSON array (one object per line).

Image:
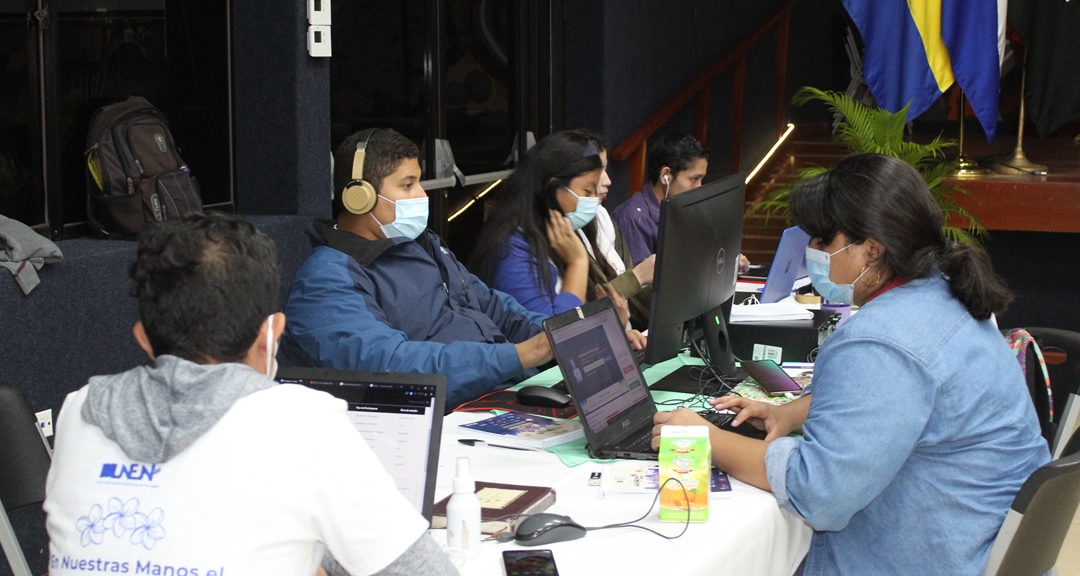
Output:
[{"xmin": 742, "ymin": 124, "xmax": 846, "ymax": 266}]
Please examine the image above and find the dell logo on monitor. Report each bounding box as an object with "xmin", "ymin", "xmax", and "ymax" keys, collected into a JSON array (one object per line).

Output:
[{"xmin": 715, "ymin": 248, "xmax": 727, "ymax": 275}]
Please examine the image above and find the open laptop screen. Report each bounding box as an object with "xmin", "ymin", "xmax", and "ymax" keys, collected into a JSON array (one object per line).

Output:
[
  {"xmin": 276, "ymin": 368, "xmax": 445, "ymax": 521},
  {"xmin": 761, "ymin": 226, "xmax": 811, "ymax": 304},
  {"xmin": 546, "ymin": 304, "xmax": 651, "ymax": 433}
]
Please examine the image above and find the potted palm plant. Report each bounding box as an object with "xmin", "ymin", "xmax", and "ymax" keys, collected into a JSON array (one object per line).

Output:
[{"xmin": 751, "ymin": 86, "xmax": 987, "ymax": 246}]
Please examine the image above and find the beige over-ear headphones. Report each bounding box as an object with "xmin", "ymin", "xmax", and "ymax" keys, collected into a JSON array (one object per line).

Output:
[{"xmin": 341, "ymin": 128, "xmax": 379, "ymax": 215}]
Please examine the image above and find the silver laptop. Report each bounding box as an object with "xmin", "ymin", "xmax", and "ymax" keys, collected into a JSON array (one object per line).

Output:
[{"xmin": 760, "ymin": 226, "xmax": 811, "ymax": 304}]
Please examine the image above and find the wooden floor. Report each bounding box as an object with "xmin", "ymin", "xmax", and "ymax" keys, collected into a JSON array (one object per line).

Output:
[{"xmin": 742, "ymin": 120, "xmax": 1080, "ymax": 265}]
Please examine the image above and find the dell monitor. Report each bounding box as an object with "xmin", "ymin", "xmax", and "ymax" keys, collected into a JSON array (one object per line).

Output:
[{"xmin": 644, "ymin": 172, "xmax": 746, "ymax": 391}]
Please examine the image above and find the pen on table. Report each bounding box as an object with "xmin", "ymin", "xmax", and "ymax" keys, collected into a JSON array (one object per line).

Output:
[{"xmin": 458, "ymin": 439, "xmax": 545, "ymax": 453}]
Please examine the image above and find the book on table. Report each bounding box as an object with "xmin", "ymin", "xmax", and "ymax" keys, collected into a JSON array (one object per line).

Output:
[
  {"xmin": 458, "ymin": 412, "xmax": 583, "ymax": 449},
  {"xmin": 430, "ymin": 481, "xmax": 557, "ymax": 534},
  {"xmin": 600, "ymin": 461, "xmax": 733, "ymax": 499}
]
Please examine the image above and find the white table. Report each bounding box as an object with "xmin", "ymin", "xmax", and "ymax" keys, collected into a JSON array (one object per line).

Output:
[{"xmin": 432, "ymin": 359, "xmax": 813, "ymax": 576}]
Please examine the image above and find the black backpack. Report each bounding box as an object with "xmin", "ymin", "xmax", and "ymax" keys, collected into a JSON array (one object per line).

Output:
[{"xmin": 84, "ymin": 96, "xmax": 202, "ymax": 237}]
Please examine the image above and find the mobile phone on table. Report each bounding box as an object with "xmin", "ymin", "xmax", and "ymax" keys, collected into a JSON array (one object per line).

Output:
[
  {"xmin": 502, "ymin": 549, "xmax": 560, "ymax": 576},
  {"xmin": 740, "ymin": 359, "xmax": 804, "ymax": 396}
]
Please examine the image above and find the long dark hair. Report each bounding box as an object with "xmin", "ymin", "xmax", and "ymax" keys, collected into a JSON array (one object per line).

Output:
[
  {"xmin": 471, "ymin": 130, "xmax": 611, "ymax": 300},
  {"xmin": 789, "ymin": 153, "xmax": 1011, "ymax": 320}
]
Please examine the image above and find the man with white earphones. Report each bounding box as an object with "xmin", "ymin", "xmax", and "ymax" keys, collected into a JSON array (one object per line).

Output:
[{"xmin": 611, "ymin": 134, "xmax": 750, "ymax": 274}]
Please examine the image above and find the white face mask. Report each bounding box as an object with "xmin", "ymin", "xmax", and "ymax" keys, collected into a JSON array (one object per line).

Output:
[
  {"xmin": 804, "ymin": 244, "xmax": 869, "ymax": 305},
  {"xmin": 563, "ymin": 187, "xmax": 600, "ymax": 230},
  {"xmin": 371, "ymin": 195, "xmax": 429, "ymax": 240},
  {"xmin": 265, "ymin": 314, "xmax": 279, "ymax": 379}
]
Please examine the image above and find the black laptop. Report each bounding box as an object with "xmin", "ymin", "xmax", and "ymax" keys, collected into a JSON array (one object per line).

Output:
[
  {"xmin": 543, "ymin": 299, "xmax": 764, "ymax": 461},
  {"xmin": 276, "ymin": 367, "xmax": 445, "ymax": 521}
]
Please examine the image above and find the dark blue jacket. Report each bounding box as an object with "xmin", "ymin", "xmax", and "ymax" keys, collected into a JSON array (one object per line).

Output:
[{"xmin": 281, "ymin": 220, "xmax": 546, "ymax": 408}]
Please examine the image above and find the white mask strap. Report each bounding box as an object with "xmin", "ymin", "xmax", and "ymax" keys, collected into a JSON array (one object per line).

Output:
[{"xmin": 265, "ymin": 315, "xmax": 274, "ymax": 376}]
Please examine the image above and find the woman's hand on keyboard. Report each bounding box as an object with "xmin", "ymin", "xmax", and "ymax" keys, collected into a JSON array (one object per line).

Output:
[
  {"xmin": 650, "ymin": 408, "xmax": 711, "ymax": 450},
  {"xmin": 710, "ymin": 396, "xmax": 803, "ymax": 441}
]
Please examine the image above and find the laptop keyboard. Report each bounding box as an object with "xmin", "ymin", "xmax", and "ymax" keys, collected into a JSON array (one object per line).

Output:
[
  {"xmin": 632, "ymin": 347, "xmax": 646, "ymax": 366},
  {"xmin": 621, "ymin": 429, "xmax": 656, "ymax": 453},
  {"xmin": 699, "ymin": 410, "xmax": 735, "ymax": 428},
  {"xmin": 617, "ymin": 410, "xmax": 736, "ymax": 454}
]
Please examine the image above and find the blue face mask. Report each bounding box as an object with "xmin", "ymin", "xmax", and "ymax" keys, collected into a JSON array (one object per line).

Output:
[
  {"xmin": 372, "ymin": 196, "xmax": 428, "ymax": 240},
  {"xmin": 563, "ymin": 187, "xmax": 599, "ymax": 230},
  {"xmin": 805, "ymin": 243, "xmax": 868, "ymax": 305}
]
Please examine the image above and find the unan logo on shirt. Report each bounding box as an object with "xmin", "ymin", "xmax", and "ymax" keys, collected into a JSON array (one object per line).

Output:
[{"xmin": 100, "ymin": 463, "xmax": 162, "ymax": 482}]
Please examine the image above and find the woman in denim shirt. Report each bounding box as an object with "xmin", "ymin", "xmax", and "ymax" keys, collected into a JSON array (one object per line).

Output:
[{"xmin": 652, "ymin": 154, "xmax": 1049, "ymax": 575}]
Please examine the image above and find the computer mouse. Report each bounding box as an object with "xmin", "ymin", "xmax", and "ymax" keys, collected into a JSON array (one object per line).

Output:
[
  {"xmin": 514, "ymin": 513, "xmax": 587, "ymax": 546},
  {"xmin": 515, "ymin": 385, "xmax": 571, "ymax": 408}
]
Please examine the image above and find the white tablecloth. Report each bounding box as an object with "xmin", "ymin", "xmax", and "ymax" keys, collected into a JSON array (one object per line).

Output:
[{"xmin": 433, "ymin": 408, "xmax": 813, "ymax": 576}]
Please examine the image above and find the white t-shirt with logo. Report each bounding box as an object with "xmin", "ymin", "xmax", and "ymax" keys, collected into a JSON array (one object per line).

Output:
[{"xmin": 44, "ymin": 384, "xmax": 428, "ymax": 576}]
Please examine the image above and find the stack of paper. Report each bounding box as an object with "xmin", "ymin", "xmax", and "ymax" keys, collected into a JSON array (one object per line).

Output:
[{"xmin": 730, "ymin": 301, "xmax": 814, "ymax": 323}]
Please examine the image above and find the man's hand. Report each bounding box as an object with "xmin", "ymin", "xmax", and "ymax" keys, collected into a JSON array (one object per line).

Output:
[
  {"xmin": 738, "ymin": 253, "xmax": 751, "ymax": 275},
  {"xmin": 650, "ymin": 408, "xmax": 711, "ymax": 450},
  {"xmin": 515, "ymin": 332, "xmax": 553, "ymax": 369}
]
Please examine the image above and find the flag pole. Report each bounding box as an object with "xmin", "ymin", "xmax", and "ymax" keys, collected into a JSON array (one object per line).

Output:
[
  {"xmin": 993, "ymin": 62, "xmax": 1048, "ymax": 175},
  {"xmin": 952, "ymin": 90, "xmax": 990, "ymax": 177}
]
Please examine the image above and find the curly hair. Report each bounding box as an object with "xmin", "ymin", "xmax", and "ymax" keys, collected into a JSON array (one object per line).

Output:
[{"xmin": 130, "ymin": 212, "xmax": 281, "ymax": 363}]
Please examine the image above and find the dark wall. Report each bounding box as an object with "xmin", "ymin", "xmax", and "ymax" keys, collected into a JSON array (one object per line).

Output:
[
  {"xmin": 989, "ymin": 231, "xmax": 1080, "ymax": 333},
  {"xmin": 564, "ymin": 0, "xmax": 850, "ymax": 207},
  {"xmin": 233, "ymin": 0, "xmax": 332, "ymax": 218}
]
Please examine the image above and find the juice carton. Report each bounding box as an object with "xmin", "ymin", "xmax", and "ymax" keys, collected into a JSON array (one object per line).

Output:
[{"xmin": 658, "ymin": 425, "xmax": 711, "ymax": 522}]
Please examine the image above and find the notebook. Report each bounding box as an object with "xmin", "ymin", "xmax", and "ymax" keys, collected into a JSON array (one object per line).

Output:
[
  {"xmin": 543, "ymin": 299, "xmax": 764, "ymax": 461},
  {"xmin": 275, "ymin": 367, "xmax": 445, "ymax": 521},
  {"xmin": 459, "ymin": 412, "xmax": 584, "ymax": 449},
  {"xmin": 760, "ymin": 226, "xmax": 811, "ymax": 304}
]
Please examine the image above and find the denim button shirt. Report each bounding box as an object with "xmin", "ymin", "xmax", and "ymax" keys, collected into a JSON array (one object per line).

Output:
[{"xmin": 766, "ymin": 273, "xmax": 1049, "ymax": 575}]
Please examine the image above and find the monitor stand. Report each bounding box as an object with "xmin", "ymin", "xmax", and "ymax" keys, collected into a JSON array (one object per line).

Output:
[{"xmin": 649, "ymin": 302, "xmax": 746, "ymax": 394}]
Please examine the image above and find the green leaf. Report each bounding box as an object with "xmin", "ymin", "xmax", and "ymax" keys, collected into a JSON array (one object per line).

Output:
[{"xmin": 748, "ymin": 86, "xmax": 985, "ymax": 250}]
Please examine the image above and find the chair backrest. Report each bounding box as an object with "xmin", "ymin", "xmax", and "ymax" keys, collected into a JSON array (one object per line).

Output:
[
  {"xmin": 1061, "ymin": 425, "xmax": 1080, "ymax": 460},
  {"xmin": 982, "ymin": 447, "xmax": 1080, "ymax": 576},
  {"xmin": 0, "ymin": 384, "xmax": 51, "ymax": 511},
  {"xmin": 1025, "ymin": 328, "xmax": 1080, "ymax": 460},
  {"xmin": 1004, "ymin": 328, "xmax": 1055, "ymax": 448},
  {"xmin": 0, "ymin": 382, "xmax": 53, "ymax": 576}
]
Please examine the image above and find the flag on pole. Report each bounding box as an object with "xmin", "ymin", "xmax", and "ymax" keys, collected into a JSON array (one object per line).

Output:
[
  {"xmin": 842, "ymin": 0, "xmax": 1004, "ymax": 140},
  {"xmin": 1010, "ymin": 0, "xmax": 1080, "ymax": 137}
]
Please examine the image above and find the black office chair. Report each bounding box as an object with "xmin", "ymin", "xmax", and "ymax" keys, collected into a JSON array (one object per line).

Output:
[
  {"xmin": 0, "ymin": 383, "xmax": 53, "ymax": 576},
  {"xmin": 982, "ymin": 426, "xmax": 1080, "ymax": 576},
  {"xmin": 1024, "ymin": 328, "xmax": 1080, "ymax": 460}
]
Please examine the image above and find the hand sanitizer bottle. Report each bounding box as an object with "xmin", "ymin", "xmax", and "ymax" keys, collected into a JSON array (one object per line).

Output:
[{"xmin": 446, "ymin": 456, "xmax": 481, "ymax": 554}]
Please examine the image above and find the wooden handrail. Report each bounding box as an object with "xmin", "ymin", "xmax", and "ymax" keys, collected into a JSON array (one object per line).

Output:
[{"xmin": 611, "ymin": 0, "xmax": 801, "ymax": 193}]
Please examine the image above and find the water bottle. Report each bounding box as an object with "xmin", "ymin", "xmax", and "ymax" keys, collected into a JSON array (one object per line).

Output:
[{"xmin": 445, "ymin": 456, "xmax": 481, "ymax": 554}]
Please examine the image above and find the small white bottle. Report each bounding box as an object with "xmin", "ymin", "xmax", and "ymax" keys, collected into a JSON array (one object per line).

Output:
[{"xmin": 445, "ymin": 456, "xmax": 481, "ymax": 554}]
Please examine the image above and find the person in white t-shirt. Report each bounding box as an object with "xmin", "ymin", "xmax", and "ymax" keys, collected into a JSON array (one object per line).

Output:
[{"xmin": 44, "ymin": 212, "xmax": 457, "ymax": 576}]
